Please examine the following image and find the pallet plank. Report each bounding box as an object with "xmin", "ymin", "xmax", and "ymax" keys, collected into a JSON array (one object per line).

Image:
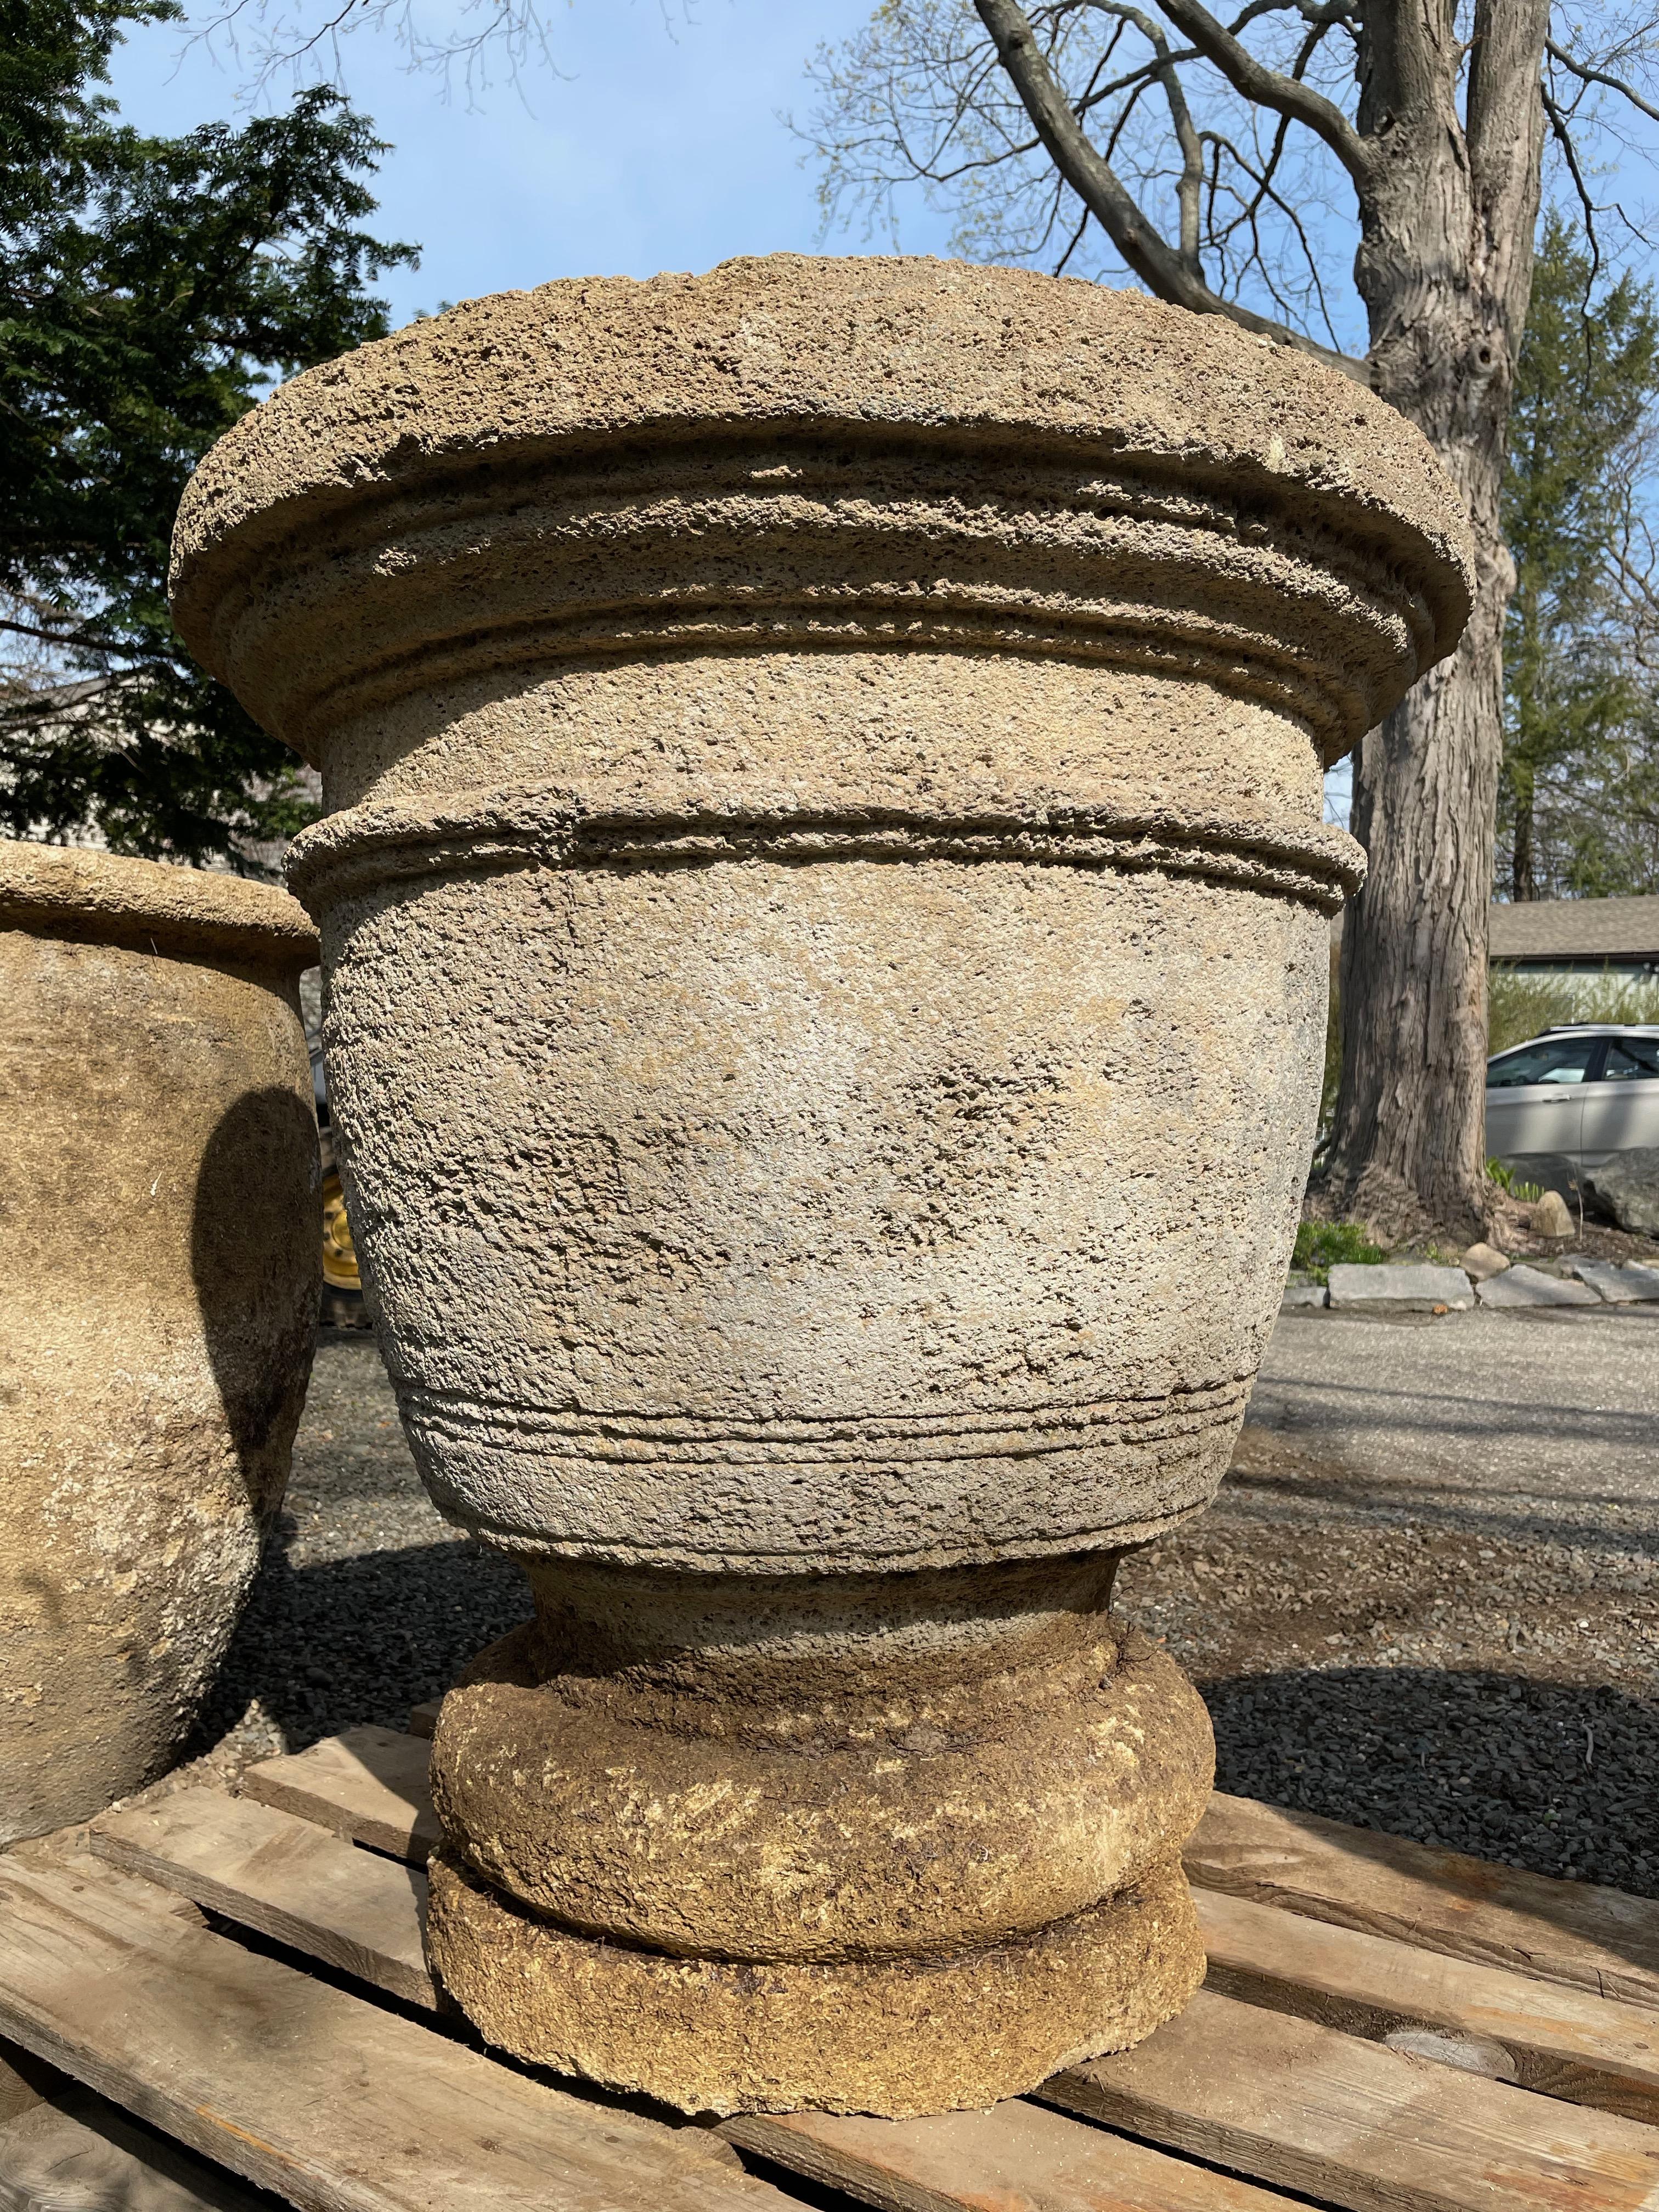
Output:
[
  {"xmin": 1043, "ymin": 1986, "xmax": 1659, "ymax": 2212},
  {"xmin": 80, "ymin": 1799, "xmax": 1306, "ymax": 2211},
  {"xmin": 725, "ymin": 2106, "xmax": 1304, "ymax": 2212},
  {"xmin": 91, "ymin": 1794, "xmax": 1659, "ymax": 2136},
  {"xmin": 241, "ymin": 1733, "xmax": 440, "ymax": 1864},
  {"xmin": 1188, "ymin": 1795, "xmax": 1659, "ymax": 2012},
  {"xmin": 91, "ymin": 1793, "xmax": 437, "ymax": 2011},
  {"xmin": 0, "ymin": 2084, "xmax": 279, "ymax": 2212},
  {"xmin": 1197, "ymin": 1887, "xmax": 1659, "ymax": 2123},
  {"xmin": 0, "ymin": 1850, "xmax": 780, "ymax": 2212}
]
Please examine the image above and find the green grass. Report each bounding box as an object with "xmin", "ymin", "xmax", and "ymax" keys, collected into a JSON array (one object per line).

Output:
[{"xmin": 1292, "ymin": 1218, "xmax": 1385, "ymax": 1284}]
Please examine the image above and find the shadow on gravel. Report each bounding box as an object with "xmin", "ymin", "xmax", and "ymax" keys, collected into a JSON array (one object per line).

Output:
[
  {"xmin": 187, "ymin": 1539, "xmax": 529, "ymax": 1760},
  {"xmin": 1204, "ymin": 1664, "xmax": 1659, "ymax": 1904}
]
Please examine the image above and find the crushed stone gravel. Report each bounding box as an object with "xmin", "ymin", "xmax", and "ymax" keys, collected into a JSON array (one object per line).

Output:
[{"xmin": 188, "ymin": 1324, "xmax": 1657, "ymax": 1900}]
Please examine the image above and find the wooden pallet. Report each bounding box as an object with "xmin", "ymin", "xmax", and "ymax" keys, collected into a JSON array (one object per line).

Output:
[{"xmin": 0, "ymin": 1726, "xmax": 1656, "ymax": 2212}]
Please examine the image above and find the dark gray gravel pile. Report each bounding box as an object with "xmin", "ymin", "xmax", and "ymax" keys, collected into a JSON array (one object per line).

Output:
[
  {"xmin": 1202, "ymin": 1668, "xmax": 1656, "ymax": 1895},
  {"xmin": 196, "ymin": 1327, "xmax": 1657, "ymax": 1900},
  {"xmin": 185, "ymin": 1333, "xmax": 527, "ymax": 1766}
]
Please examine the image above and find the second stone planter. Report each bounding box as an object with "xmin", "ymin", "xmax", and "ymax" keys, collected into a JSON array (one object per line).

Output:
[
  {"xmin": 0, "ymin": 842, "xmax": 319, "ymax": 1842},
  {"xmin": 171, "ymin": 255, "xmax": 1472, "ymax": 2115}
]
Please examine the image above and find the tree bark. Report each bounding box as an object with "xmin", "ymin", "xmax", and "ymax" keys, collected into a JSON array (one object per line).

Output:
[
  {"xmin": 1512, "ymin": 768, "xmax": 1536, "ymax": 901},
  {"xmin": 965, "ymin": 0, "xmax": 1554, "ymax": 1238},
  {"xmin": 1318, "ymin": 0, "xmax": 1550, "ymax": 1240}
]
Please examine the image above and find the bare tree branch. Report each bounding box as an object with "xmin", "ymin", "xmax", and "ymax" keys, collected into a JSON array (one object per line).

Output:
[
  {"xmin": 1153, "ymin": 0, "xmax": 1373, "ymax": 185},
  {"xmin": 1083, "ymin": 4, "xmax": 1205, "ymax": 268},
  {"xmin": 1203, "ymin": 116, "xmax": 1345, "ymax": 348},
  {"xmin": 1546, "ymin": 35, "xmax": 1659, "ymax": 125},
  {"xmin": 972, "ymin": 0, "xmax": 1368, "ymax": 374},
  {"xmin": 1542, "ymin": 86, "xmax": 1604, "ymax": 284}
]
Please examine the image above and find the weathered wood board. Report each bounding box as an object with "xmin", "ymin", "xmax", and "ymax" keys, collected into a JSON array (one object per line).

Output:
[
  {"xmin": 0, "ymin": 1852, "xmax": 781, "ymax": 2212},
  {"xmin": 0, "ymin": 2083, "xmax": 280, "ymax": 2212},
  {"xmin": 92, "ymin": 1792, "xmax": 436, "ymax": 2010},
  {"xmin": 9, "ymin": 1737, "xmax": 1656, "ymax": 2212},
  {"xmin": 1045, "ymin": 1985, "xmax": 1659, "ymax": 2212},
  {"xmin": 241, "ymin": 1731, "xmax": 441, "ymax": 1864},
  {"xmin": 1188, "ymin": 1793, "xmax": 1659, "ymax": 2012},
  {"xmin": 725, "ymin": 2104, "xmax": 1301, "ymax": 2212},
  {"xmin": 1197, "ymin": 1886, "xmax": 1659, "ymax": 2123}
]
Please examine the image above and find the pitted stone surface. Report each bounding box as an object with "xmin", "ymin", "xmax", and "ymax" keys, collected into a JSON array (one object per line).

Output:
[
  {"xmin": 432, "ymin": 1616, "xmax": 1212, "ymax": 1962},
  {"xmin": 312, "ymin": 855, "xmax": 1310, "ymax": 1573},
  {"xmin": 0, "ymin": 843, "xmax": 320, "ymax": 1843},
  {"xmin": 168, "ymin": 254, "xmax": 1471, "ymax": 2115},
  {"xmin": 425, "ymin": 1845, "xmax": 1205, "ymax": 2118}
]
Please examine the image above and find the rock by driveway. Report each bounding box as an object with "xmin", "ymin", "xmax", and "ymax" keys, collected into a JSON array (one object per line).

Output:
[
  {"xmin": 1327, "ymin": 1262, "xmax": 1472, "ymax": 1312},
  {"xmin": 1474, "ymin": 1264, "xmax": 1599, "ymax": 1308}
]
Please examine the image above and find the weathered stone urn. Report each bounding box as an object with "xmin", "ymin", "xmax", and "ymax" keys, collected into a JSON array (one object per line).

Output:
[
  {"xmin": 170, "ymin": 256, "xmax": 1472, "ymax": 2115},
  {"xmin": 0, "ymin": 842, "xmax": 320, "ymax": 1842}
]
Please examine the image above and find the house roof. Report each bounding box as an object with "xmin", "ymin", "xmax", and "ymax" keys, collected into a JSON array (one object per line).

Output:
[{"xmin": 1489, "ymin": 895, "xmax": 1659, "ymax": 962}]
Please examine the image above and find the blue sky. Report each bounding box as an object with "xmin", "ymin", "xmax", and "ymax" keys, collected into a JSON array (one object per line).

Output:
[{"xmin": 106, "ymin": 2, "xmax": 961, "ymax": 323}]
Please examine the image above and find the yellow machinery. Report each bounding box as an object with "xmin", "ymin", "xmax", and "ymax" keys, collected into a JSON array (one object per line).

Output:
[{"xmin": 320, "ymin": 1168, "xmax": 360, "ymax": 1293}]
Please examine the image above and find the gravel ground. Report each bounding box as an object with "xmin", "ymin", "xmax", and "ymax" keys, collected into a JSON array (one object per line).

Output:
[{"xmin": 191, "ymin": 1318, "xmax": 1658, "ymax": 1899}]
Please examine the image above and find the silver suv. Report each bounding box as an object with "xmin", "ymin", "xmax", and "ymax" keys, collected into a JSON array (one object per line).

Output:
[{"xmin": 1486, "ymin": 1025, "xmax": 1659, "ymax": 1177}]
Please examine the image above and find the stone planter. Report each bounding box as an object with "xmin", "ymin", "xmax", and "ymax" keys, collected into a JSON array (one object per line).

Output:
[
  {"xmin": 171, "ymin": 256, "xmax": 1471, "ymax": 2115},
  {"xmin": 0, "ymin": 843, "xmax": 320, "ymax": 1842}
]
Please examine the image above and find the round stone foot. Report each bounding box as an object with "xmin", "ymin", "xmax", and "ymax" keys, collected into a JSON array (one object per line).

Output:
[{"xmin": 425, "ymin": 1847, "xmax": 1204, "ymax": 2117}]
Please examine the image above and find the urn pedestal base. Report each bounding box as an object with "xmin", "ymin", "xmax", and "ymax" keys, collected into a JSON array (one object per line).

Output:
[
  {"xmin": 426, "ymin": 1846, "xmax": 1203, "ymax": 2119},
  {"xmin": 424, "ymin": 1559, "xmax": 1213, "ymax": 2116}
]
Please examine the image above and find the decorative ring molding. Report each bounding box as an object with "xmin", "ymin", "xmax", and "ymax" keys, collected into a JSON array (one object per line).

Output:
[
  {"xmin": 287, "ymin": 780, "xmax": 1365, "ymax": 917},
  {"xmin": 406, "ymin": 1381, "xmax": 1244, "ymax": 1567},
  {"xmin": 184, "ymin": 437, "xmax": 1453, "ymax": 766}
]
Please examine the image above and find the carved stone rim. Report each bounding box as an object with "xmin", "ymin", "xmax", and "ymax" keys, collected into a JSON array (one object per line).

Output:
[
  {"xmin": 0, "ymin": 837, "xmax": 318, "ymax": 967},
  {"xmin": 171, "ymin": 255, "xmax": 1476, "ymax": 670},
  {"xmin": 178, "ymin": 431, "xmax": 1461, "ymax": 766},
  {"xmin": 287, "ymin": 781, "xmax": 1365, "ymax": 917}
]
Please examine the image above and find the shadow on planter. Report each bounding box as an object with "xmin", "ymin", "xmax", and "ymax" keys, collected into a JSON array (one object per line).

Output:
[
  {"xmin": 190, "ymin": 1081, "xmax": 321, "ymax": 1518},
  {"xmin": 1204, "ymin": 1664, "xmax": 1658, "ymax": 1910}
]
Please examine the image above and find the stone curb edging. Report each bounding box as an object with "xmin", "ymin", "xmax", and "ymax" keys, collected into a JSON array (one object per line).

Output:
[{"xmin": 1283, "ymin": 1256, "xmax": 1659, "ymax": 1314}]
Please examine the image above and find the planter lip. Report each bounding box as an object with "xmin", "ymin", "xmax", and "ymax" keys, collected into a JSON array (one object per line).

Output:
[
  {"xmin": 0, "ymin": 838, "xmax": 319, "ymax": 969},
  {"xmin": 171, "ymin": 253, "xmax": 1474, "ymax": 672}
]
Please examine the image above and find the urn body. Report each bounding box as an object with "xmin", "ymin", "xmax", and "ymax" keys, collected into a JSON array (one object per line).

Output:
[{"xmin": 171, "ymin": 255, "xmax": 1472, "ymax": 2113}]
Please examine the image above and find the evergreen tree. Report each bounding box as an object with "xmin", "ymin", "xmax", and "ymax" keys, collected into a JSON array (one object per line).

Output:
[
  {"xmin": 1500, "ymin": 215, "xmax": 1659, "ymax": 901},
  {"xmin": 0, "ymin": 0, "xmax": 415, "ymax": 867}
]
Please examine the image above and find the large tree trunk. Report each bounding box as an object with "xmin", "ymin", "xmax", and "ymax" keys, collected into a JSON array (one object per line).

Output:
[{"xmin": 1318, "ymin": 0, "xmax": 1550, "ymax": 1242}]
